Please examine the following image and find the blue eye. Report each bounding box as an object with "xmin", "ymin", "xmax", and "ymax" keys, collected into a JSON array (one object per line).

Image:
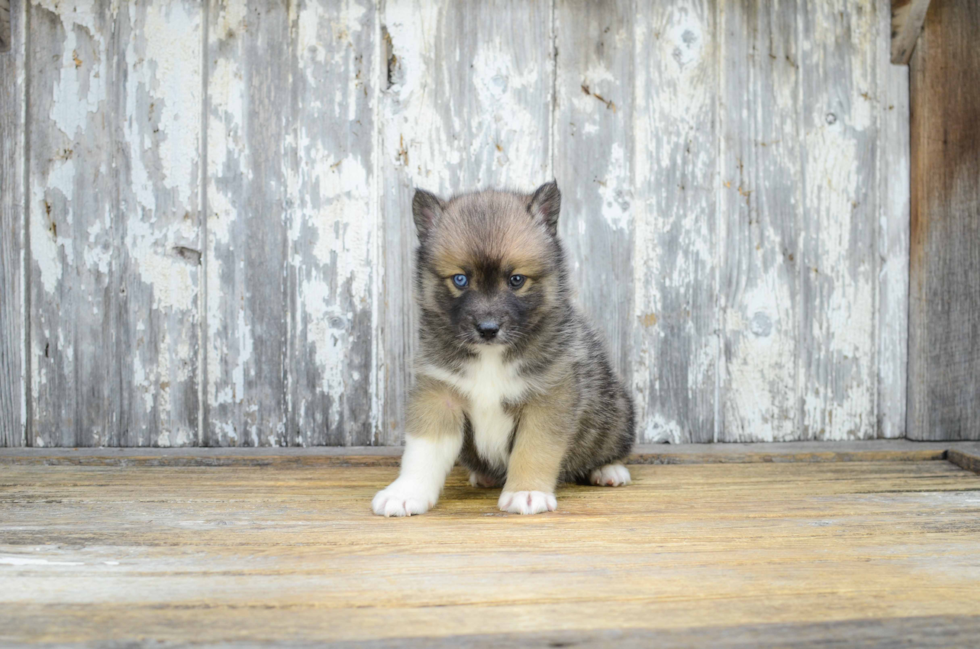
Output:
[
  {"xmin": 452, "ymin": 274, "xmax": 468, "ymax": 288},
  {"xmin": 509, "ymin": 274, "xmax": 526, "ymax": 289}
]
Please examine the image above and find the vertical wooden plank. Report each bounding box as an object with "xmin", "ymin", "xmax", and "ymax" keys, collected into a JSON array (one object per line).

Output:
[
  {"xmin": 379, "ymin": 0, "xmax": 553, "ymax": 445},
  {"xmin": 632, "ymin": 0, "xmax": 717, "ymax": 443},
  {"xmin": 116, "ymin": 1, "xmax": 203, "ymax": 447},
  {"xmin": 206, "ymin": 0, "xmax": 290, "ymax": 446},
  {"xmin": 798, "ymin": 0, "xmax": 878, "ymax": 440},
  {"xmin": 28, "ymin": 2, "xmax": 113, "ymax": 446},
  {"xmin": 717, "ymin": 0, "xmax": 802, "ymax": 442},
  {"xmin": 877, "ymin": 0, "xmax": 909, "ymax": 439},
  {"xmin": 0, "ymin": 0, "xmax": 25, "ymax": 446},
  {"xmin": 284, "ymin": 0, "xmax": 379, "ymax": 446},
  {"xmin": 28, "ymin": 1, "xmax": 203, "ymax": 447},
  {"xmin": 907, "ymin": 0, "xmax": 980, "ymax": 440},
  {"xmin": 553, "ymin": 0, "xmax": 633, "ymax": 380}
]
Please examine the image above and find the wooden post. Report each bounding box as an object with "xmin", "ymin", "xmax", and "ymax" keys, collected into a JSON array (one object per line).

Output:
[{"xmin": 907, "ymin": 0, "xmax": 980, "ymax": 440}]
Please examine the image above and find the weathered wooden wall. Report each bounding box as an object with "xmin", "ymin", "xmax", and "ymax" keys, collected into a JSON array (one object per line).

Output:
[{"xmin": 0, "ymin": 0, "xmax": 913, "ymax": 447}]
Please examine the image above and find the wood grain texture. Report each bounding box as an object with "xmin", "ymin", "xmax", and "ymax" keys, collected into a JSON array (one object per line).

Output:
[
  {"xmin": 27, "ymin": 1, "xmax": 112, "ymax": 447},
  {"xmin": 718, "ymin": 0, "xmax": 801, "ymax": 442},
  {"xmin": 206, "ymin": 0, "xmax": 380, "ymax": 447},
  {"xmin": 632, "ymin": 0, "xmax": 718, "ymax": 443},
  {"xmin": 798, "ymin": 0, "xmax": 879, "ymax": 441},
  {"xmin": 2, "ymin": 461, "xmax": 980, "ymax": 645},
  {"xmin": 890, "ymin": 0, "xmax": 930, "ymax": 65},
  {"xmin": 206, "ymin": 0, "xmax": 290, "ymax": 446},
  {"xmin": 877, "ymin": 0, "xmax": 910, "ymax": 439},
  {"xmin": 379, "ymin": 0, "xmax": 553, "ymax": 444},
  {"xmin": 284, "ymin": 0, "xmax": 380, "ymax": 446},
  {"xmin": 315, "ymin": 617, "xmax": 980, "ymax": 649},
  {"xmin": 554, "ymin": 0, "xmax": 633, "ymax": 379},
  {"xmin": 0, "ymin": 0, "xmax": 24, "ymax": 446},
  {"xmin": 719, "ymin": 0, "xmax": 905, "ymax": 442},
  {"xmin": 907, "ymin": 0, "xmax": 980, "ymax": 441},
  {"xmin": 116, "ymin": 1, "xmax": 203, "ymax": 447},
  {"xmin": 28, "ymin": 1, "xmax": 203, "ymax": 447}
]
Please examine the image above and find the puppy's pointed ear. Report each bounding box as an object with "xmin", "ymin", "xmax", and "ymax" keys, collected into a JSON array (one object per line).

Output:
[
  {"xmin": 529, "ymin": 181, "xmax": 561, "ymax": 236},
  {"xmin": 412, "ymin": 189, "xmax": 444, "ymax": 240}
]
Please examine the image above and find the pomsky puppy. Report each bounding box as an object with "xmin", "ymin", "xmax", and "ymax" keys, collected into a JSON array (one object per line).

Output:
[{"xmin": 372, "ymin": 181, "xmax": 635, "ymax": 516}]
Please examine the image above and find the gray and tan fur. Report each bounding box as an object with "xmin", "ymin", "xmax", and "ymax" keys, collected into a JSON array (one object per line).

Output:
[{"xmin": 372, "ymin": 182, "xmax": 635, "ymax": 516}]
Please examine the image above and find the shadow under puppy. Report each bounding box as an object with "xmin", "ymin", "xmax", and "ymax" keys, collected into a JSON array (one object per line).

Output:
[{"xmin": 373, "ymin": 182, "xmax": 635, "ymax": 516}]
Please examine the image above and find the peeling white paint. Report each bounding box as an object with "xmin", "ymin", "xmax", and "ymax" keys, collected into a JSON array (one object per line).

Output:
[
  {"xmin": 233, "ymin": 307, "xmax": 253, "ymax": 407},
  {"xmin": 597, "ymin": 142, "xmax": 630, "ymax": 231},
  {"xmin": 31, "ymin": 209, "xmax": 66, "ymax": 297},
  {"xmin": 722, "ymin": 279, "xmax": 797, "ymax": 442},
  {"xmin": 876, "ymin": 18, "xmax": 910, "ymax": 439},
  {"xmin": 631, "ymin": 2, "xmax": 718, "ymax": 443},
  {"xmin": 0, "ymin": 557, "xmax": 83, "ymax": 567},
  {"xmin": 641, "ymin": 413, "xmax": 685, "ymax": 444},
  {"xmin": 45, "ymin": 11, "xmax": 106, "ymax": 140},
  {"xmin": 82, "ymin": 208, "xmax": 112, "ymax": 276},
  {"xmin": 205, "ymin": 6, "xmax": 250, "ymax": 435},
  {"xmin": 134, "ymin": 2, "xmax": 202, "ymax": 207},
  {"xmin": 802, "ymin": 117, "xmax": 876, "ymax": 438}
]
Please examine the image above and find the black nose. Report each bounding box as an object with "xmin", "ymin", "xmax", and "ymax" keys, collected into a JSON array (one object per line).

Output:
[{"xmin": 476, "ymin": 321, "xmax": 500, "ymax": 340}]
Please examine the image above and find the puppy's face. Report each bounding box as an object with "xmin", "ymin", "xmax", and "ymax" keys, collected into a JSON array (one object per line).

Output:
[{"xmin": 414, "ymin": 183, "xmax": 562, "ymax": 348}]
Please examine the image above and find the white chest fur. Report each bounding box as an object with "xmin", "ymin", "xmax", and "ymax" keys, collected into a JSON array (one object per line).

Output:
[{"xmin": 421, "ymin": 348, "xmax": 528, "ymax": 469}]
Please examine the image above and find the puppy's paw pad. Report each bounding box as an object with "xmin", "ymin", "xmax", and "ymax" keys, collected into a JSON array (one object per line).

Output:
[
  {"xmin": 371, "ymin": 481, "xmax": 435, "ymax": 517},
  {"xmin": 468, "ymin": 471, "xmax": 502, "ymax": 488},
  {"xmin": 589, "ymin": 463, "xmax": 631, "ymax": 487},
  {"xmin": 498, "ymin": 490, "xmax": 557, "ymax": 515}
]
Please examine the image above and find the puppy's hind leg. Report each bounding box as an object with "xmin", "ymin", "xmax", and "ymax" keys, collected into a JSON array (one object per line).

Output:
[
  {"xmin": 372, "ymin": 378, "xmax": 464, "ymax": 517},
  {"xmin": 468, "ymin": 471, "xmax": 502, "ymax": 488},
  {"xmin": 589, "ymin": 463, "xmax": 631, "ymax": 487}
]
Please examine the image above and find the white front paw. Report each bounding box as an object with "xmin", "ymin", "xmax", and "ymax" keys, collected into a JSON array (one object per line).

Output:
[
  {"xmin": 589, "ymin": 463, "xmax": 631, "ymax": 487},
  {"xmin": 372, "ymin": 479, "xmax": 436, "ymax": 517},
  {"xmin": 498, "ymin": 490, "xmax": 557, "ymax": 515}
]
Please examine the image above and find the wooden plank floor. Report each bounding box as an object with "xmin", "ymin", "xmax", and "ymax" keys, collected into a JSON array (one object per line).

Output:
[{"xmin": 2, "ymin": 457, "xmax": 980, "ymax": 647}]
